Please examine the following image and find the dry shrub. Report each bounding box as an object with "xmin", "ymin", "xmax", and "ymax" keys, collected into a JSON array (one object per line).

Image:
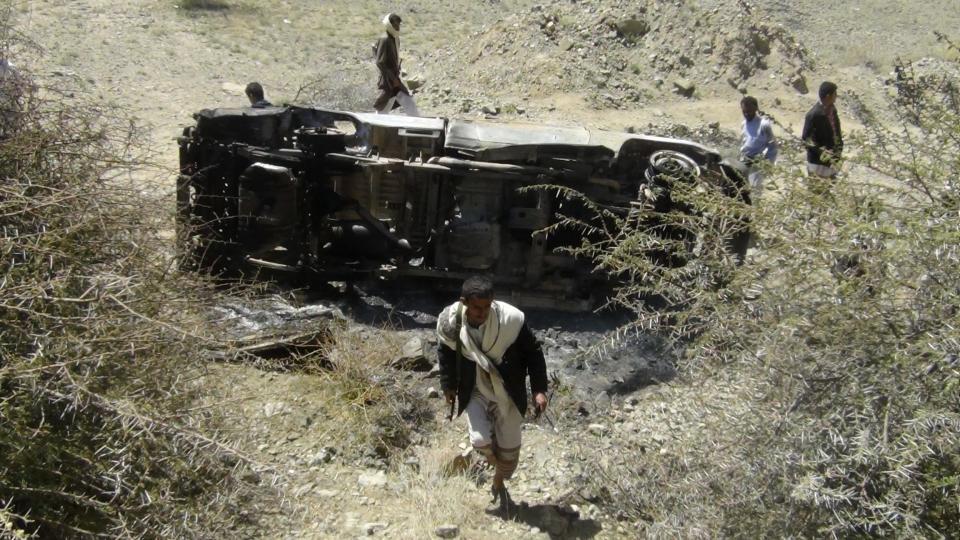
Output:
[
  {"xmin": 306, "ymin": 322, "xmax": 435, "ymax": 463},
  {"xmin": 0, "ymin": 48, "xmax": 262, "ymax": 537},
  {"xmin": 570, "ymin": 43, "xmax": 960, "ymax": 538},
  {"xmin": 291, "ymin": 71, "xmax": 379, "ymax": 113}
]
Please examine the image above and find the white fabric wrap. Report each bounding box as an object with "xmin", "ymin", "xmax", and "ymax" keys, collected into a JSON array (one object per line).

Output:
[
  {"xmin": 383, "ymin": 14, "xmax": 400, "ymax": 39},
  {"xmin": 437, "ymin": 300, "xmax": 525, "ymax": 409}
]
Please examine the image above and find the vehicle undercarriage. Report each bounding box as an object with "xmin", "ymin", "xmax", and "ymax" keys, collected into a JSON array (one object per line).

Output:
[{"xmin": 177, "ymin": 107, "xmax": 749, "ymax": 309}]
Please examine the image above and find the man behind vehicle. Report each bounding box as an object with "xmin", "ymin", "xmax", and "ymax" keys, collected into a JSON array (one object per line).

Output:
[
  {"xmin": 802, "ymin": 81, "xmax": 843, "ymax": 178},
  {"xmin": 373, "ymin": 13, "xmax": 420, "ymax": 116},
  {"xmin": 739, "ymin": 95, "xmax": 778, "ymax": 198},
  {"xmin": 437, "ymin": 276, "xmax": 548, "ymax": 513},
  {"xmin": 245, "ymin": 82, "xmax": 272, "ymax": 108}
]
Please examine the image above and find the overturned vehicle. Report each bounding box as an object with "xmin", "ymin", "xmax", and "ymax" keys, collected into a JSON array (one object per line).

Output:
[{"xmin": 177, "ymin": 106, "xmax": 749, "ymax": 309}]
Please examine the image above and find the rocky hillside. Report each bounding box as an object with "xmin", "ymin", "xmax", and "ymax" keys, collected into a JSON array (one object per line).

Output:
[
  {"xmin": 7, "ymin": 0, "xmax": 959, "ymax": 538},
  {"xmin": 416, "ymin": 0, "xmax": 812, "ymax": 117}
]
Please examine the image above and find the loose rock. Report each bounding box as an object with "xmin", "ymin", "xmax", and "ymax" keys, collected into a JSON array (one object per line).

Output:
[
  {"xmin": 672, "ymin": 78, "xmax": 696, "ymax": 97},
  {"xmin": 790, "ymin": 72, "xmax": 809, "ymax": 94},
  {"xmin": 364, "ymin": 522, "xmax": 388, "ymax": 535},
  {"xmin": 594, "ymin": 390, "xmax": 611, "ymax": 410},
  {"xmin": 392, "ymin": 337, "xmax": 432, "ymax": 371},
  {"xmin": 435, "ymin": 524, "xmax": 459, "ymax": 538},
  {"xmin": 588, "ymin": 423, "xmax": 609, "ymax": 435},
  {"xmin": 614, "ymin": 18, "xmax": 650, "ymax": 38},
  {"xmin": 307, "ymin": 446, "xmax": 336, "ymax": 466},
  {"xmin": 358, "ymin": 471, "xmax": 387, "ymax": 488},
  {"xmin": 406, "ymin": 77, "xmax": 425, "ymax": 91},
  {"xmin": 263, "ymin": 401, "xmax": 290, "ymax": 418},
  {"xmin": 221, "ymin": 82, "xmax": 246, "ymax": 96}
]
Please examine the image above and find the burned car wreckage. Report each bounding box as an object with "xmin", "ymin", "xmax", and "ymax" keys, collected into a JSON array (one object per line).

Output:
[{"xmin": 177, "ymin": 106, "xmax": 749, "ymax": 309}]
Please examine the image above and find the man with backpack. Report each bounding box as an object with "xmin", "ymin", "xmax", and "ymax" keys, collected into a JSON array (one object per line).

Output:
[
  {"xmin": 373, "ymin": 13, "xmax": 420, "ymax": 116},
  {"xmin": 437, "ymin": 276, "xmax": 549, "ymax": 514}
]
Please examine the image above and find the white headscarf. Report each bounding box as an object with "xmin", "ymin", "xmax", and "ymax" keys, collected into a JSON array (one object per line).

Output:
[
  {"xmin": 383, "ymin": 13, "xmax": 400, "ymax": 40},
  {"xmin": 436, "ymin": 299, "xmax": 526, "ymax": 409}
]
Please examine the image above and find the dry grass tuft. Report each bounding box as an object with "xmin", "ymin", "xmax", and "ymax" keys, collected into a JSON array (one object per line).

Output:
[
  {"xmin": 383, "ymin": 440, "xmax": 496, "ymax": 538},
  {"xmin": 300, "ymin": 322, "xmax": 435, "ymax": 463}
]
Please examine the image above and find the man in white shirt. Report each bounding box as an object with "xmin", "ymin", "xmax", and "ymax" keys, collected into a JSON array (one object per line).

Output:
[{"xmin": 739, "ymin": 96, "xmax": 778, "ymax": 198}]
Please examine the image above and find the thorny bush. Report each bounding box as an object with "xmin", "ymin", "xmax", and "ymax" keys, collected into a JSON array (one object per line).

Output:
[
  {"xmin": 0, "ymin": 43, "xmax": 261, "ymax": 538},
  {"xmin": 562, "ymin": 40, "xmax": 960, "ymax": 538}
]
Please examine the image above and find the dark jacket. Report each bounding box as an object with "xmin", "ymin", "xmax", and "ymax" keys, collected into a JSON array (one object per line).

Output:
[
  {"xmin": 802, "ymin": 101, "xmax": 843, "ymax": 165},
  {"xmin": 375, "ymin": 35, "xmax": 403, "ymax": 93},
  {"xmin": 250, "ymin": 99, "xmax": 272, "ymax": 109},
  {"xmin": 438, "ymin": 323, "xmax": 549, "ymax": 417},
  {"xmin": 373, "ymin": 35, "xmax": 408, "ymax": 110}
]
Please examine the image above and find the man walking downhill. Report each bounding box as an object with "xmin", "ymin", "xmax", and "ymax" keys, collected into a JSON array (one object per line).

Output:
[
  {"xmin": 437, "ymin": 276, "xmax": 548, "ymax": 514},
  {"xmin": 802, "ymin": 81, "xmax": 843, "ymax": 178},
  {"xmin": 739, "ymin": 96, "xmax": 778, "ymax": 198},
  {"xmin": 373, "ymin": 13, "xmax": 420, "ymax": 116}
]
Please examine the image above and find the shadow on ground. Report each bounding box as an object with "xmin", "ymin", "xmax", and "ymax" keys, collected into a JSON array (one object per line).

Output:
[{"xmin": 487, "ymin": 501, "xmax": 603, "ymax": 539}]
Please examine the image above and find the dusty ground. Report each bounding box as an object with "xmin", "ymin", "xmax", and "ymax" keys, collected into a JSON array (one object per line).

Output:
[{"xmin": 9, "ymin": 0, "xmax": 957, "ymax": 537}]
